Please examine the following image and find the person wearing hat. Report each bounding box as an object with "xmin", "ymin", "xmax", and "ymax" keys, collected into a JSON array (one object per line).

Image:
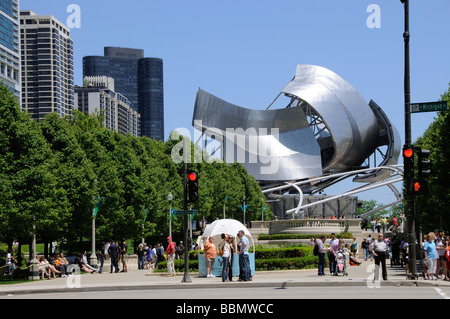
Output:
[{"xmin": 166, "ymin": 236, "xmax": 176, "ymax": 276}]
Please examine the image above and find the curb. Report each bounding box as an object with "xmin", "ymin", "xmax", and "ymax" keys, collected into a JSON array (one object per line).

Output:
[{"xmin": 2, "ymin": 277, "xmax": 449, "ymax": 297}]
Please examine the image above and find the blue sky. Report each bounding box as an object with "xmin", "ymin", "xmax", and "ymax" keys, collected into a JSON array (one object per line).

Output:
[{"xmin": 21, "ymin": 0, "xmax": 450, "ymax": 206}]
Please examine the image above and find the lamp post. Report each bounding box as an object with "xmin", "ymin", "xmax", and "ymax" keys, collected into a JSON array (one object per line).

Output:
[
  {"xmin": 90, "ymin": 180, "xmax": 99, "ymax": 268},
  {"xmin": 223, "ymin": 196, "xmax": 228, "ymax": 219},
  {"xmin": 28, "ymin": 215, "xmax": 39, "ymax": 280},
  {"xmin": 243, "ymin": 196, "xmax": 246, "ymax": 226},
  {"xmin": 90, "ymin": 204, "xmax": 98, "ymax": 268},
  {"xmin": 168, "ymin": 192, "xmax": 173, "ymax": 238},
  {"xmin": 142, "ymin": 209, "xmax": 149, "ymax": 244}
]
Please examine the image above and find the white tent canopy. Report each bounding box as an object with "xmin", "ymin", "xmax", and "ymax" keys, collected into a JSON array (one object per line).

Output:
[{"xmin": 198, "ymin": 219, "xmax": 255, "ymax": 253}]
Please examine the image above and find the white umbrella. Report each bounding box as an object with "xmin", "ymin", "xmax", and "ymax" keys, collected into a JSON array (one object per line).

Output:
[{"xmin": 200, "ymin": 219, "xmax": 254, "ymax": 252}]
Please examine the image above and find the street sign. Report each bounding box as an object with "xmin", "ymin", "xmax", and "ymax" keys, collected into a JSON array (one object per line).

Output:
[
  {"xmin": 411, "ymin": 101, "xmax": 448, "ymax": 113},
  {"xmin": 172, "ymin": 209, "xmax": 198, "ymax": 216}
]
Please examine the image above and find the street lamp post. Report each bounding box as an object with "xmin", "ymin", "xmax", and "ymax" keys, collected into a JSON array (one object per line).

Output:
[
  {"xmin": 243, "ymin": 196, "xmax": 246, "ymax": 226},
  {"xmin": 142, "ymin": 209, "xmax": 149, "ymax": 244},
  {"xmin": 28, "ymin": 215, "xmax": 39, "ymax": 280},
  {"xmin": 90, "ymin": 204, "xmax": 98, "ymax": 268},
  {"xmin": 168, "ymin": 192, "xmax": 173, "ymax": 238},
  {"xmin": 223, "ymin": 196, "xmax": 228, "ymax": 219}
]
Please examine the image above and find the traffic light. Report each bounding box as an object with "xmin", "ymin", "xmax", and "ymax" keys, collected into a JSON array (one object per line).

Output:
[
  {"xmin": 413, "ymin": 180, "xmax": 427, "ymax": 195},
  {"xmin": 187, "ymin": 170, "xmax": 199, "ymax": 203},
  {"xmin": 417, "ymin": 148, "xmax": 431, "ymax": 180},
  {"xmin": 403, "ymin": 144, "xmax": 414, "ymax": 179},
  {"xmin": 413, "ymin": 148, "xmax": 431, "ymax": 195}
]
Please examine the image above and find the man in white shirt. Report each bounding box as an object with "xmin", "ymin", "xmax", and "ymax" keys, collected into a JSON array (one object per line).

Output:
[{"xmin": 372, "ymin": 234, "xmax": 388, "ymax": 281}]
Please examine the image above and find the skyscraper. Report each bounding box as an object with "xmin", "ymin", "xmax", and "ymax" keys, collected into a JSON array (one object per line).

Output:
[
  {"xmin": 20, "ymin": 10, "xmax": 74, "ymax": 120},
  {"xmin": 138, "ymin": 57, "xmax": 163, "ymax": 141},
  {"xmin": 83, "ymin": 47, "xmax": 164, "ymax": 141},
  {"xmin": 74, "ymin": 76, "xmax": 141, "ymax": 137},
  {"xmin": 0, "ymin": 0, "xmax": 21, "ymax": 101}
]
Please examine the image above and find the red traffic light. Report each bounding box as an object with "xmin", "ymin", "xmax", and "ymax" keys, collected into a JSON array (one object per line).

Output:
[
  {"xmin": 414, "ymin": 181, "xmax": 421, "ymax": 192},
  {"xmin": 403, "ymin": 148, "xmax": 413, "ymax": 158},
  {"xmin": 187, "ymin": 172, "xmax": 198, "ymax": 182}
]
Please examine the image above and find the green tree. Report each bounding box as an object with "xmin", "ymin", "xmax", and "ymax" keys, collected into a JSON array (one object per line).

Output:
[
  {"xmin": 413, "ymin": 83, "xmax": 450, "ymax": 232},
  {"xmin": 40, "ymin": 113, "xmax": 97, "ymax": 253},
  {"xmin": 0, "ymin": 83, "xmax": 68, "ymax": 256}
]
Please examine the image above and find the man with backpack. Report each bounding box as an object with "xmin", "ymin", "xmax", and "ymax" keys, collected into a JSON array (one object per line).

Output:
[{"xmin": 315, "ymin": 235, "xmax": 328, "ymax": 276}]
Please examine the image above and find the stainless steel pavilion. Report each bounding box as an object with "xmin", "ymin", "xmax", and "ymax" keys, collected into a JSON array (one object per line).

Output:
[{"xmin": 192, "ymin": 64, "xmax": 401, "ymax": 185}]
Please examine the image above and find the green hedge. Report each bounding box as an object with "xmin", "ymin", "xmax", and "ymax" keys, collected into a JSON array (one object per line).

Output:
[
  {"xmin": 156, "ymin": 259, "xmax": 199, "ymax": 272},
  {"xmin": 257, "ymin": 232, "xmax": 353, "ymax": 241},
  {"xmin": 255, "ymin": 247, "xmax": 312, "ymax": 259},
  {"xmin": 255, "ymin": 256, "xmax": 321, "ymax": 271}
]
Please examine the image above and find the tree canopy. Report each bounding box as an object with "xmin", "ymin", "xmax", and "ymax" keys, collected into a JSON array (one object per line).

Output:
[
  {"xmin": 412, "ymin": 83, "xmax": 450, "ymax": 232},
  {"xmin": 0, "ymin": 83, "xmax": 272, "ymax": 255}
]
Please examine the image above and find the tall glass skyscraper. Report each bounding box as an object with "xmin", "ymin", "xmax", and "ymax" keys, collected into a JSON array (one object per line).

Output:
[
  {"xmin": 20, "ymin": 10, "xmax": 74, "ymax": 120},
  {"xmin": 0, "ymin": 0, "xmax": 20, "ymax": 101},
  {"xmin": 83, "ymin": 47, "xmax": 164, "ymax": 141},
  {"xmin": 138, "ymin": 58, "xmax": 163, "ymax": 141}
]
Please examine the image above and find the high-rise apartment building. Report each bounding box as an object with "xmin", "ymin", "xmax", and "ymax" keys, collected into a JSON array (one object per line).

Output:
[
  {"xmin": 83, "ymin": 47, "xmax": 164, "ymax": 141},
  {"xmin": 75, "ymin": 76, "xmax": 140, "ymax": 137},
  {"xmin": 20, "ymin": 10, "xmax": 74, "ymax": 120},
  {"xmin": 0, "ymin": 0, "xmax": 21, "ymax": 100}
]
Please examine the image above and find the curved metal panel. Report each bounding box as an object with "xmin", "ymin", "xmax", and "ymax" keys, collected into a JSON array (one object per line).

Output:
[
  {"xmin": 353, "ymin": 100, "xmax": 402, "ymax": 183},
  {"xmin": 193, "ymin": 89, "xmax": 323, "ymax": 181},
  {"xmin": 282, "ymin": 65, "xmax": 379, "ymax": 172}
]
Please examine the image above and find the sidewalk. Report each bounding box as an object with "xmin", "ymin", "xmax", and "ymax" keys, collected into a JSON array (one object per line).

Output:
[{"xmin": 1, "ymin": 259, "xmax": 449, "ymax": 296}]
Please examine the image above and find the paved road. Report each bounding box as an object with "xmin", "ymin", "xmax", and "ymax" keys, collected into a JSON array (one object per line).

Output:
[{"xmin": 4, "ymin": 285, "xmax": 450, "ymax": 299}]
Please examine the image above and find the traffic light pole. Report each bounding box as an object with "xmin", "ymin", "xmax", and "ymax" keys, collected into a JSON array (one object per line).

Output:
[
  {"xmin": 402, "ymin": 0, "xmax": 417, "ymax": 278},
  {"xmin": 182, "ymin": 138, "xmax": 192, "ymax": 283}
]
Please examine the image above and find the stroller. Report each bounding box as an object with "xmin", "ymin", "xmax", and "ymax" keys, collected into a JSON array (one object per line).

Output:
[{"xmin": 336, "ymin": 251, "xmax": 348, "ymax": 276}]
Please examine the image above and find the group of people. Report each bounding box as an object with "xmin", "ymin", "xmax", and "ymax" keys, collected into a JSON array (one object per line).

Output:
[
  {"xmin": 3, "ymin": 236, "xmax": 194, "ymax": 280},
  {"xmin": 34, "ymin": 252, "xmax": 97, "ymax": 279},
  {"xmin": 97, "ymin": 237, "xmax": 185, "ymax": 275},
  {"xmin": 361, "ymin": 229, "xmax": 450, "ymax": 281},
  {"xmin": 420, "ymin": 230, "xmax": 450, "ymax": 281},
  {"xmin": 314, "ymin": 233, "xmax": 361, "ymax": 276},
  {"xmin": 315, "ymin": 233, "xmax": 391, "ymax": 281},
  {"xmin": 360, "ymin": 214, "xmax": 405, "ymax": 234},
  {"xmin": 203, "ymin": 230, "xmax": 251, "ymax": 282}
]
